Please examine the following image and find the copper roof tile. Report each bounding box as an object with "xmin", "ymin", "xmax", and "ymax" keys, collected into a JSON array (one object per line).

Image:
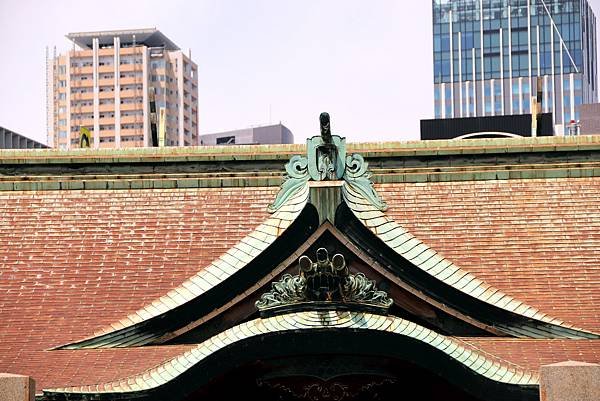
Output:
[{"xmin": 377, "ymin": 177, "xmax": 600, "ymax": 333}]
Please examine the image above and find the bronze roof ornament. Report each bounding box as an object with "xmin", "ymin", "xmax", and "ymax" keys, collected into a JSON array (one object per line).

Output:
[
  {"xmin": 255, "ymin": 248, "xmax": 393, "ymax": 315},
  {"xmin": 319, "ymin": 112, "xmax": 332, "ymax": 144},
  {"xmin": 268, "ymin": 112, "xmax": 386, "ymax": 212}
]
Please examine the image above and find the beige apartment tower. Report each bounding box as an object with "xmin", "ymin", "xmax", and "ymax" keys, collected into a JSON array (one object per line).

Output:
[{"xmin": 47, "ymin": 28, "xmax": 198, "ymax": 149}]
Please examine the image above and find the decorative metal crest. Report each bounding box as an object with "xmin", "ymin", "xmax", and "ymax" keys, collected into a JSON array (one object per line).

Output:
[
  {"xmin": 344, "ymin": 153, "xmax": 387, "ymax": 211},
  {"xmin": 255, "ymin": 248, "xmax": 393, "ymax": 314},
  {"xmin": 268, "ymin": 112, "xmax": 386, "ymax": 212}
]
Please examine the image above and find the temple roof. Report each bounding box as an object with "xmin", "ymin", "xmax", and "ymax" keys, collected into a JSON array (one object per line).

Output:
[{"xmin": 1, "ymin": 136, "xmax": 600, "ymax": 396}]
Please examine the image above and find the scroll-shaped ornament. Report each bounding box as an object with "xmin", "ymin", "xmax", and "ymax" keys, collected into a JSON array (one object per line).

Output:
[
  {"xmin": 343, "ymin": 153, "xmax": 387, "ymax": 211},
  {"xmin": 255, "ymin": 274, "xmax": 306, "ymax": 310},
  {"xmin": 268, "ymin": 155, "xmax": 310, "ymax": 212},
  {"xmin": 256, "ymin": 248, "xmax": 393, "ymax": 314},
  {"xmin": 343, "ymin": 273, "xmax": 393, "ymax": 308}
]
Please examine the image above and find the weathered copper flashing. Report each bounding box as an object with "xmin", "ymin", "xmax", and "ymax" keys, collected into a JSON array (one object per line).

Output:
[
  {"xmin": 43, "ymin": 311, "xmax": 540, "ymax": 398},
  {"xmin": 2, "ymin": 136, "xmax": 600, "ymax": 191},
  {"xmin": 3, "ymin": 134, "xmax": 600, "ymax": 162}
]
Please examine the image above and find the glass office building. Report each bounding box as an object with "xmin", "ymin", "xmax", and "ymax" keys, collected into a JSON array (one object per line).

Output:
[{"xmin": 433, "ymin": 0, "xmax": 598, "ymax": 133}]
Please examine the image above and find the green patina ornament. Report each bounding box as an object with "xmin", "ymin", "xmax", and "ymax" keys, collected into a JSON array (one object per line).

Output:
[
  {"xmin": 343, "ymin": 153, "xmax": 388, "ymax": 211},
  {"xmin": 268, "ymin": 112, "xmax": 387, "ymax": 213},
  {"xmin": 267, "ymin": 155, "xmax": 310, "ymax": 212},
  {"xmin": 255, "ymin": 248, "xmax": 393, "ymax": 314}
]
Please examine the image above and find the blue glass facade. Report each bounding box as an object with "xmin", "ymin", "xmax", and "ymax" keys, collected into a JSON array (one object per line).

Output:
[{"xmin": 433, "ymin": 0, "xmax": 598, "ymax": 132}]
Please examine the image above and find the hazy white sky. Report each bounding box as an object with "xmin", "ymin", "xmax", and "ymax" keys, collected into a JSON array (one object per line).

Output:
[{"xmin": 0, "ymin": 0, "xmax": 598, "ymax": 144}]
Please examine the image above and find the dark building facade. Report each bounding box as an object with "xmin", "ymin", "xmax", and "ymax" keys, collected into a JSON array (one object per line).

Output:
[
  {"xmin": 199, "ymin": 123, "xmax": 294, "ymax": 146},
  {"xmin": 579, "ymin": 102, "xmax": 600, "ymax": 134},
  {"xmin": 433, "ymin": 0, "xmax": 598, "ymax": 133},
  {"xmin": 0, "ymin": 126, "xmax": 48, "ymax": 149},
  {"xmin": 421, "ymin": 113, "xmax": 554, "ymax": 139}
]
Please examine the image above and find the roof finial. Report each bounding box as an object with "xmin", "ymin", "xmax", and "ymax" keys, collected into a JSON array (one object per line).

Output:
[
  {"xmin": 319, "ymin": 112, "xmax": 332, "ymax": 144},
  {"xmin": 268, "ymin": 113, "xmax": 386, "ymax": 213}
]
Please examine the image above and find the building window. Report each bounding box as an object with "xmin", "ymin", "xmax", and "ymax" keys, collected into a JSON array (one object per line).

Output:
[
  {"xmin": 523, "ymin": 95, "xmax": 531, "ymax": 114},
  {"xmin": 58, "ymin": 130, "xmax": 67, "ymax": 138},
  {"xmin": 494, "ymin": 80, "xmax": 502, "ymax": 114},
  {"xmin": 150, "ymin": 60, "xmax": 165, "ymax": 69},
  {"xmin": 216, "ymin": 136, "xmax": 235, "ymax": 145},
  {"xmin": 444, "ymin": 85, "xmax": 452, "ymax": 118}
]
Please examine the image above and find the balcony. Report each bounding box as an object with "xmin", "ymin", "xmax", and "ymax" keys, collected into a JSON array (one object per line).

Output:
[
  {"xmin": 120, "ymin": 115, "xmax": 142, "ymax": 124},
  {"xmin": 70, "ymin": 80, "xmax": 93, "ymax": 88},
  {"xmin": 98, "ymin": 141, "xmax": 116, "ymax": 149},
  {"xmin": 120, "ymin": 103, "xmax": 142, "ymax": 111},
  {"xmin": 98, "ymin": 65, "xmax": 114, "ymax": 73},
  {"xmin": 77, "ymin": 118, "xmax": 95, "ymax": 127},
  {"xmin": 71, "ymin": 92, "xmax": 94, "ymax": 100},
  {"xmin": 98, "ymin": 48, "xmax": 114, "ymax": 56},
  {"xmin": 70, "ymin": 66, "xmax": 93, "ymax": 75},
  {"xmin": 119, "ymin": 64, "xmax": 141, "ymax": 73},
  {"xmin": 120, "ymin": 129, "xmax": 144, "ymax": 138},
  {"xmin": 98, "ymin": 78, "xmax": 114, "ymax": 87},
  {"xmin": 99, "ymin": 91, "xmax": 116, "ymax": 99},
  {"xmin": 72, "ymin": 105, "xmax": 94, "ymax": 114},
  {"xmin": 99, "ymin": 117, "xmax": 115, "ymax": 125},
  {"xmin": 99, "ymin": 130, "xmax": 116, "ymax": 137},
  {"xmin": 120, "ymin": 47, "xmax": 142, "ymax": 56},
  {"xmin": 121, "ymin": 140, "xmax": 146, "ymax": 148},
  {"xmin": 119, "ymin": 76, "xmax": 141, "ymax": 86},
  {"xmin": 120, "ymin": 90, "xmax": 141, "ymax": 100},
  {"xmin": 99, "ymin": 104, "xmax": 115, "ymax": 112}
]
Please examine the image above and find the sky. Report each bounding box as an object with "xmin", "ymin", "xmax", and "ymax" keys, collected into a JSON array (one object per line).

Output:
[{"xmin": 0, "ymin": 0, "xmax": 598, "ymax": 145}]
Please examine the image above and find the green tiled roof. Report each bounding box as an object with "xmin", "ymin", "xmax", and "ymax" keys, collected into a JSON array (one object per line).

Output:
[{"xmin": 45, "ymin": 310, "xmax": 538, "ymax": 395}]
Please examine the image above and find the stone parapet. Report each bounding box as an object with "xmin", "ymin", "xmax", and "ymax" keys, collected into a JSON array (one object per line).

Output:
[
  {"xmin": 0, "ymin": 373, "xmax": 35, "ymax": 401},
  {"xmin": 540, "ymin": 361, "xmax": 599, "ymax": 401}
]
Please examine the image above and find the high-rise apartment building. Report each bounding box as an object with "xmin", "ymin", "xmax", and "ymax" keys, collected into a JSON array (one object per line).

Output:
[
  {"xmin": 433, "ymin": 0, "xmax": 597, "ymax": 133},
  {"xmin": 47, "ymin": 28, "xmax": 198, "ymax": 149}
]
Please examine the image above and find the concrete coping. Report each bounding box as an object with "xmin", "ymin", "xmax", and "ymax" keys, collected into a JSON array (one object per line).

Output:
[
  {"xmin": 2, "ymin": 135, "xmax": 600, "ymax": 164},
  {"xmin": 0, "ymin": 373, "xmax": 35, "ymax": 401},
  {"xmin": 540, "ymin": 360, "xmax": 599, "ymax": 401}
]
